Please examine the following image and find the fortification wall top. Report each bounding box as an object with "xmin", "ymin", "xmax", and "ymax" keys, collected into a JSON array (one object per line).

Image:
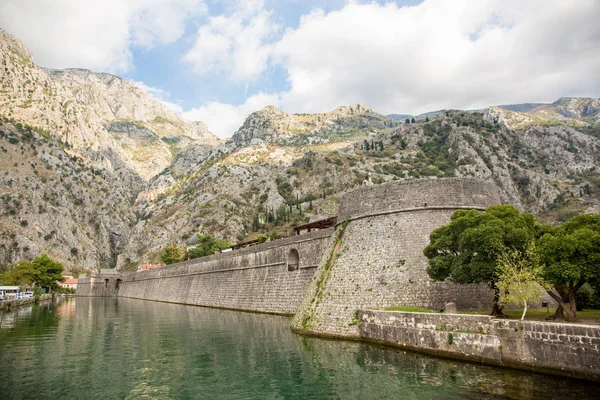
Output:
[
  {"xmin": 337, "ymin": 178, "xmax": 501, "ymax": 221},
  {"xmin": 125, "ymin": 227, "xmax": 334, "ymax": 280}
]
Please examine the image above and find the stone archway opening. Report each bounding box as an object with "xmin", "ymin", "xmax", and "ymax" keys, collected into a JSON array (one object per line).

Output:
[
  {"xmin": 287, "ymin": 249, "xmax": 300, "ymax": 271},
  {"xmin": 115, "ymin": 279, "xmax": 122, "ymax": 290}
]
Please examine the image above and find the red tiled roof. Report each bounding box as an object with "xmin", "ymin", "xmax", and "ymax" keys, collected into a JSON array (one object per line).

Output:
[{"xmin": 63, "ymin": 278, "xmax": 78, "ymax": 284}]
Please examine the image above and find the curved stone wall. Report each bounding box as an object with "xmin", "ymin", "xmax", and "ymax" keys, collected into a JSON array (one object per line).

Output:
[
  {"xmin": 337, "ymin": 178, "xmax": 501, "ymax": 221},
  {"xmin": 293, "ymin": 178, "xmax": 501, "ymax": 338}
]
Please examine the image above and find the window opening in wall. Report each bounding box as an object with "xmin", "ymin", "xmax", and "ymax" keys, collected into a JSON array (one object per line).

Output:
[
  {"xmin": 287, "ymin": 249, "xmax": 300, "ymax": 271},
  {"xmin": 115, "ymin": 279, "xmax": 122, "ymax": 290},
  {"xmin": 104, "ymin": 279, "xmax": 109, "ymax": 289}
]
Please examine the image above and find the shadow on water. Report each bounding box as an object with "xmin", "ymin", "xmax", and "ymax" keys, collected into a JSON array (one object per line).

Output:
[{"xmin": 1, "ymin": 297, "xmax": 599, "ymax": 400}]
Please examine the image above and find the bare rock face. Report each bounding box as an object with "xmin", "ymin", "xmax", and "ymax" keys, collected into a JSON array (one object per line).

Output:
[
  {"xmin": 228, "ymin": 104, "xmax": 389, "ymax": 148},
  {"xmin": 0, "ymin": 28, "xmax": 218, "ymax": 181}
]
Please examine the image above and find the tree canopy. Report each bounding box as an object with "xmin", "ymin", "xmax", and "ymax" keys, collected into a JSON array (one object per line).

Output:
[
  {"xmin": 161, "ymin": 245, "xmax": 184, "ymax": 265},
  {"xmin": 424, "ymin": 204, "xmax": 537, "ymax": 315},
  {"xmin": 537, "ymin": 214, "xmax": 600, "ymax": 321},
  {"xmin": 187, "ymin": 235, "xmax": 232, "ymax": 259},
  {"xmin": 0, "ymin": 254, "xmax": 65, "ymax": 292}
]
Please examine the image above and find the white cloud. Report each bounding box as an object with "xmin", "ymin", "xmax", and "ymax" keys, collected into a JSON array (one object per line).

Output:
[
  {"xmin": 132, "ymin": 81, "xmax": 183, "ymax": 114},
  {"xmin": 183, "ymin": 92, "xmax": 280, "ymax": 138},
  {"xmin": 272, "ymin": 0, "xmax": 600, "ymax": 114},
  {"xmin": 184, "ymin": 0, "xmax": 278, "ymax": 81},
  {"xmin": 0, "ymin": 0, "xmax": 206, "ymax": 73}
]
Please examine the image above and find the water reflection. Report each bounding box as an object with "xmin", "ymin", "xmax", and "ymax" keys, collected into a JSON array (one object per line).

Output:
[{"xmin": 0, "ymin": 298, "xmax": 598, "ymax": 400}]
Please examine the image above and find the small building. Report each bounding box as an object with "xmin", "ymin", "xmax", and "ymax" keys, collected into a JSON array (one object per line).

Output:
[
  {"xmin": 293, "ymin": 216, "xmax": 337, "ymax": 235},
  {"xmin": 58, "ymin": 278, "xmax": 78, "ymax": 290}
]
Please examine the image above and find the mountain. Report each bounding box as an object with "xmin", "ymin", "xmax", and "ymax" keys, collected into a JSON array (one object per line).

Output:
[
  {"xmin": 0, "ymin": 28, "xmax": 218, "ymax": 181},
  {"xmin": 498, "ymin": 103, "xmax": 547, "ymax": 113},
  {"xmin": 0, "ymin": 119, "xmax": 136, "ymax": 271},
  {"xmin": 486, "ymin": 97, "xmax": 600, "ymax": 131},
  {"xmin": 0, "ymin": 28, "xmax": 217, "ymax": 271},
  {"xmin": 1, "ymin": 28, "xmax": 599, "ymax": 274},
  {"xmin": 228, "ymin": 104, "xmax": 390, "ymax": 148},
  {"xmin": 119, "ymin": 105, "xmax": 600, "ymax": 268}
]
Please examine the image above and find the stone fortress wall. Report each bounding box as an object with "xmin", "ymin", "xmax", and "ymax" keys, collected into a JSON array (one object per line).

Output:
[
  {"xmin": 77, "ymin": 228, "xmax": 333, "ymax": 315},
  {"xmin": 292, "ymin": 178, "xmax": 500, "ymax": 338},
  {"xmin": 78, "ymin": 178, "xmax": 499, "ymax": 319}
]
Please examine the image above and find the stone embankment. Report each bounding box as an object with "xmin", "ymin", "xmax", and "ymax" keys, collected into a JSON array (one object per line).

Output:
[
  {"xmin": 359, "ymin": 310, "xmax": 600, "ymax": 381},
  {"xmin": 0, "ymin": 293, "xmax": 52, "ymax": 311}
]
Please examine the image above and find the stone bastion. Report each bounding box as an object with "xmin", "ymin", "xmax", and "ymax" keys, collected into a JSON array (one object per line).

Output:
[{"xmin": 292, "ymin": 178, "xmax": 501, "ymax": 339}]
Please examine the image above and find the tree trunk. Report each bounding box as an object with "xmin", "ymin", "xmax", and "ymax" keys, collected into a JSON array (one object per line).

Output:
[
  {"xmin": 489, "ymin": 282, "xmax": 507, "ymax": 317},
  {"xmin": 521, "ymin": 299, "xmax": 527, "ymax": 321},
  {"xmin": 547, "ymin": 287, "xmax": 577, "ymax": 322}
]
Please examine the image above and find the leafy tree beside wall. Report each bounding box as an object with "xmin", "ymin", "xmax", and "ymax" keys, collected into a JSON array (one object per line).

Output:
[
  {"xmin": 425, "ymin": 207, "xmax": 600, "ymax": 321},
  {"xmin": 161, "ymin": 245, "xmax": 184, "ymax": 265},
  {"xmin": 537, "ymin": 214, "xmax": 600, "ymax": 321},
  {"xmin": 424, "ymin": 205, "xmax": 537, "ymax": 316},
  {"xmin": 187, "ymin": 235, "xmax": 232, "ymax": 259}
]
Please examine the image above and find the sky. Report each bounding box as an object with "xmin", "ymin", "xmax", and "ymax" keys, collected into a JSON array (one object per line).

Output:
[{"xmin": 1, "ymin": 0, "xmax": 599, "ymax": 138}]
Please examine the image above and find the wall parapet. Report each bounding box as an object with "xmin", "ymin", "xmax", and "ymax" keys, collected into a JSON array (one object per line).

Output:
[
  {"xmin": 338, "ymin": 178, "xmax": 501, "ymax": 221},
  {"xmin": 126, "ymin": 227, "xmax": 334, "ymax": 282},
  {"xmin": 358, "ymin": 310, "xmax": 600, "ymax": 381}
]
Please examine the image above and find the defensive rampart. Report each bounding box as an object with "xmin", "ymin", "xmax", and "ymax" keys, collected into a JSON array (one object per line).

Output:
[
  {"xmin": 292, "ymin": 178, "xmax": 501, "ymax": 338},
  {"xmin": 358, "ymin": 310, "xmax": 600, "ymax": 381},
  {"xmin": 77, "ymin": 229, "xmax": 333, "ymax": 315}
]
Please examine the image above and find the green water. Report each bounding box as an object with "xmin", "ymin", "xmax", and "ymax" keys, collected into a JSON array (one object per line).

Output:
[{"xmin": 1, "ymin": 298, "xmax": 598, "ymax": 400}]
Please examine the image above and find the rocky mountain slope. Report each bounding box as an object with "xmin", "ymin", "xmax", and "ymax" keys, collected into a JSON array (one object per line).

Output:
[
  {"xmin": 1, "ymin": 28, "xmax": 599, "ymax": 274},
  {"xmin": 0, "ymin": 28, "xmax": 218, "ymax": 181},
  {"xmin": 0, "ymin": 118, "xmax": 136, "ymax": 272},
  {"xmin": 119, "ymin": 105, "xmax": 600, "ymax": 269},
  {"xmin": 0, "ymin": 28, "xmax": 218, "ymax": 272}
]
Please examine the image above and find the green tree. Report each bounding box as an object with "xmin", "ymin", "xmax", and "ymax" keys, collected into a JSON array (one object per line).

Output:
[
  {"xmin": 0, "ymin": 260, "xmax": 36, "ymax": 286},
  {"xmin": 32, "ymin": 254, "xmax": 65, "ymax": 292},
  {"xmin": 497, "ymin": 244, "xmax": 545, "ymax": 320},
  {"xmin": 424, "ymin": 205, "xmax": 537, "ymax": 316},
  {"xmin": 425, "ymin": 116, "xmax": 430, "ymax": 122},
  {"xmin": 405, "ymin": 118, "xmax": 410, "ymax": 124},
  {"xmin": 161, "ymin": 245, "xmax": 184, "ymax": 265},
  {"xmin": 411, "ymin": 117, "xmax": 415, "ymax": 123},
  {"xmin": 378, "ymin": 141, "xmax": 384, "ymax": 151},
  {"xmin": 363, "ymin": 139, "xmax": 370, "ymax": 151},
  {"xmin": 537, "ymin": 214, "xmax": 600, "ymax": 321},
  {"xmin": 187, "ymin": 235, "xmax": 233, "ymax": 259}
]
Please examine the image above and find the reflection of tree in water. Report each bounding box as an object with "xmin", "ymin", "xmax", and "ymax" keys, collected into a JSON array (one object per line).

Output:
[{"xmin": 0, "ymin": 301, "xmax": 59, "ymax": 340}]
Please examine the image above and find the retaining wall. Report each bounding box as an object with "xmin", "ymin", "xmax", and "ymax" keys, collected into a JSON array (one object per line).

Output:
[
  {"xmin": 358, "ymin": 310, "xmax": 600, "ymax": 381},
  {"xmin": 0, "ymin": 293, "xmax": 53, "ymax": 311},
  {"xmin": 292, "ymin": 178, "xmax": 501, "ymax": 338},
  {"xmin": 77, "ymin": 228, "xmax": 333, "ymax": 315}
]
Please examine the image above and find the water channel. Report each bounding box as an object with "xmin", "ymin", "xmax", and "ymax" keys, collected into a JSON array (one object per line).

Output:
[{"xmin": 1, "ymin": 298, "xmax": 599, "ymax": 399}]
